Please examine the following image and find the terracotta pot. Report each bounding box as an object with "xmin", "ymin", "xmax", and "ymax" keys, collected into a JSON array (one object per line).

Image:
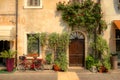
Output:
[
  {"xmin": 98, "ymin": 66, "xmax": 108, "ymax": 73},
  {"xmin": 99, "ymin": 69, "xmax": 103, "ymax": 73},
  {"xmin": 53, "ymin": 64, "xmax": 60, "ymax": 71}
]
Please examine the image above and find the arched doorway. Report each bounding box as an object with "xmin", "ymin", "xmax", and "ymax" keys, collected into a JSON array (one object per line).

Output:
[{"xmin": 69, "ymin": 31, "xmax": 85, "ymax": 67}]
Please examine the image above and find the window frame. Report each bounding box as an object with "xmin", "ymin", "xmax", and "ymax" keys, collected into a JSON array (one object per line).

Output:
[
  {"xmin": 24, "ymin": 0, "xmax": 42, "ymax": 9},
  {"xmin": 116, "ymin": 29, "xmax": 120, "ymax": 52},
  {"xmin": 27, "ymin": 33, "xmax": 41, "ymax": 57},
  {"xmin": 68, "ymin": 0, "xmax": 83, "ymax": 2}
]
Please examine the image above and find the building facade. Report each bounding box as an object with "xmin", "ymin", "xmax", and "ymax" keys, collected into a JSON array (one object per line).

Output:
[{"xmin": 0, "ymin": 0, "xmax": 120, "ymax": 68}]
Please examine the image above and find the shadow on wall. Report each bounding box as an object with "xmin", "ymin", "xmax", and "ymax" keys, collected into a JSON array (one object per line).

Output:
[
  {"xmin": 113, "ymin": 0, "xmax": 120, "ymax": 14},
  {"xmin": 55, "ymin": 10, "xmax": 70, "ymax": 32},
  {"xmin": 109, "ymin": 22, "xmax": 116, "ymax": 52}
]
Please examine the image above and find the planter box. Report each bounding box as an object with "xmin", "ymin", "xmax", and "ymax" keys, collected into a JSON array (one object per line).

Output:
[
  {"xmin": 27, "ymin": 53, "xmax": 38, "ymax": 57},
  {"xmin": 44, "ymin": 64, "xmax": 53, "ymax": 70}
]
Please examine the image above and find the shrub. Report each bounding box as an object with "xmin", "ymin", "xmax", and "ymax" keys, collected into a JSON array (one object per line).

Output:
[{"xmin": 86, "ymin": 55, "xmax": 98, "ymax": 69}]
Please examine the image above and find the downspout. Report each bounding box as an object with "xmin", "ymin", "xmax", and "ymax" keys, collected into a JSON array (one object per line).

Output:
[{"xmin": 15, "ymin": 0, "xmax": 18, "ymax": 67}]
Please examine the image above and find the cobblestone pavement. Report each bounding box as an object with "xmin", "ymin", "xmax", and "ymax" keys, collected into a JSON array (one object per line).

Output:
[
  {"xmin": 77, "ymin": 73, "xmax": 120, "ymax": 80},
  {"xmin": 0, "ymin": 70, "xmax": 57, "ymax": 80},
  {"xmin": 70, "ymin": 68, "xmax": 120, "ymax": 80},
  {"xmin": 0, "ymin": 69, "xmax": 120, "ymax": 80}
]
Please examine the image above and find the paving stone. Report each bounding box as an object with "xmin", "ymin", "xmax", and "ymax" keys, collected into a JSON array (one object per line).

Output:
[{"xmin": 58, "ymin": 72, "xmax": 79, "ymax": 80}]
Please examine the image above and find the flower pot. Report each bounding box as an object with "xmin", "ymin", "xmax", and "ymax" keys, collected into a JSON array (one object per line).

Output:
[
  {"xmin": 53, "ymin": 64, "xmax": 60, "ymax": 71},
  {"xmin": 6, "ymin": 58, "xmax": 14, "ymax": 72},
  {"xmin": 98, "ymin": 68, "xmax": 103, "ymax": 73},
  {"xmin": 98, "ymin": 66, "xmax": 107, "ymax": 73},
  {"xmin": 110, "ymin": 56, "xmax": 118, "ymax": 70}
]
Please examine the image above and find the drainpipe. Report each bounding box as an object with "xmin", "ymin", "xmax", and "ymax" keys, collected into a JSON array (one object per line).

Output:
[{"xmin": 15, "ymin": 0, "xmax": 18, "ymax": 67}]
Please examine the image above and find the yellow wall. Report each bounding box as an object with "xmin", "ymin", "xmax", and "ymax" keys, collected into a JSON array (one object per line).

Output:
[
  {"xmin": 0, "ymin": 0, "xmax": 16, "ymax": 50},
  {"xmin": 0, "ymin": 0, "xmax": 117, "ymax": 57},
  {"xmin": 101, "ymin": 0, "xmax": 120, "ymax": 52},
  {"xmin": 17, "ymin": 0, "xmax": 68, "ymax": 56}
]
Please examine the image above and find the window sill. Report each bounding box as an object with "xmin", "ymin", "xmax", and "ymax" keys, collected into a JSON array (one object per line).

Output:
[
  {"xmin": 24, "ymin": 6, "xmax": 43, "ymax": 9},
  {"xmin": 26, "ymin": 56, "xmax": 42, "ymax": 59}
]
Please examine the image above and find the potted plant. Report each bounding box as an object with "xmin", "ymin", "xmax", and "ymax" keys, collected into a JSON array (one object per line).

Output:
[
  {"xmin": 86, "ymin": 55, "xmax": 98, "ymax": 73},
  {"xmin": 45, "ymin": 53, "xmax": 52, "ymax": 64},
  {"xmin": 0, "ymin": 49, "xmax": 16, "ymax": 72},
  {"xmin": 53, "ymin": 60, "xmax": 61, "ymax": 71},
  {"xmin": 97, "ymin": 57, "xmax": 110, "ymax": 73},
  {"xmin": 44, "ymin": 53, "xmax": 53, "ymax": 70},
  {"xmin": 110, "ymin": 52, "xmax": 118, "ymax": 70},
  {"xmin": 53, "ymin": 52, "xmax": 68, "ymax": 71}
]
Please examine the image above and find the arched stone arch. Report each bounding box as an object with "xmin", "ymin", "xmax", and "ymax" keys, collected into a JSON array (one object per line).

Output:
[{"xmin": 70, "ymin": 31, "xmax": 85, "ymax": 39}]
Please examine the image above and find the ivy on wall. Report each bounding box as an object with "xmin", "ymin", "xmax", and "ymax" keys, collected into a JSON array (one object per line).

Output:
[
  {"xmin": 56, "ymin": 0, "xmax": 110, "ymax": 68},
  {"xmin": 56, "ymin": 0, "xmax": 107, "ymax": 34}
]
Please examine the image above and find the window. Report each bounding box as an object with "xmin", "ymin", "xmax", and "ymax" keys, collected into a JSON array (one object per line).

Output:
[
  {"xmin": 116, "ymin": 29, "xmax": 120, "ymax": 51},
  {"xmin": 24, "ymin": 0, "xmax": 42, "ymax": 8},
  {"xmin": 118, "ymin": 0, "xmax": 120, "ymax": 9},
  {"xmin": 27, "ymin": 34, "xmax": 40, "ymax": 56}
]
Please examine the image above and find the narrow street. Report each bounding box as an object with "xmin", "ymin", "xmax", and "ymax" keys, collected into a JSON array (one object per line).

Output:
[{"xmin": 0, "ymin": 70, "xmax": 120, "ymax": 80}]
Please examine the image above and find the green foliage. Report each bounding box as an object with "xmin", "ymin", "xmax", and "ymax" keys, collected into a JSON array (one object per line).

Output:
[
  {"xmin": 102, "ymin": 54, "xmax": 111, "ymax": 70},
  {"xmin": 54, "ymin": 52, "xmax": 68, "ymax": 71},
  {"xmin": 48, "ymin": 33, "xmax": 59, "ymax": 50},
  {"xmin": 28, "ymin": 33, "xmax": 47, "ymax": 53},
  {"xmin": 56, "ymin": 0, "xmax": 107, "ymax": 33},
  {"xmin": 58, "ymin": 32, "xmax": 69, "ymax": 51},
  {"xmin": 40, "ymin": 32, "xmax": 47, "ymax": 47},
  {"xmin": 57, "ymin": 0, "xmax": 109, "ymax": 70},
  {"xmin": 99, "ymin": 20, "xmax": 107, "ymax": 33},
  {"xmin": 45, "ymin": 53, "xmax": 52, "ymax": 64},
  {"xmin": 27, "ymin": 33, "xmax": 39, "ymax": 53},
  {"xmin": 48, "ymin": 32, "xmax": 69, "ymax": 71},
  {"xmin": 0, "ymin": 50, "xmax": 16, "ymax": 58},
  {"xmin": 91, "ymin": 35, "xmax": 109, "ymax": 55},
  {"xmin": 86, "ymin": 55, "xmax": 98, "ymax": 69},
  {"xmin": 56, "ymin": 1, "xmax": 66, "ymax": 11},
  {"xmin": 48, "ymin": 32, "xmax": 69, "ymax": 52}
]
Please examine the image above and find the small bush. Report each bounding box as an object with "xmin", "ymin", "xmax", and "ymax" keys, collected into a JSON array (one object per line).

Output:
[{"xmin": 86, "ymin": 55, "xmax": 98, "ymax": 70}]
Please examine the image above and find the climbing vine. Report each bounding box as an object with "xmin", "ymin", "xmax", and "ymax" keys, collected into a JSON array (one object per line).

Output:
[
  {"xmin": 56, "ymin": 0, "xmax": 109, "ymax": 68},
  {"xmin": 56, "ymin": 0, "xmax": 107, "ymax": 33}
]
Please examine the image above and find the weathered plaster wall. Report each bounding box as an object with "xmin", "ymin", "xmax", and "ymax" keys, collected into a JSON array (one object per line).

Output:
[
  {"xmin": 0, "ymin": 0, "xmax": 15, "ymax": 14},
  {"xmin": 17, "ymin": 0, "xmax": 69, "ymax": 56},
  {"xmin": 0, "ymin": 0, "xmax": 16, "ymax": 50},
  {"xmin": 101, "ymin": 0, "xmax": 120, "ymax": 52}
]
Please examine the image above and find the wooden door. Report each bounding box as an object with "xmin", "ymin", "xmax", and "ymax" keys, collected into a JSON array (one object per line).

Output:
[{"xmin": 69, "ymin": 39, "xmax": 84, "ymax": 67}]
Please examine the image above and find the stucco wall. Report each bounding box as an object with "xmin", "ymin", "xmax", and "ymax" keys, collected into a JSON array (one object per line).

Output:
[
  {"xmin": 0, "ymin": 0, "xmax": 15, "ymax": 14},
  {"xmin": 101, "ymin": 0, "xmax": 120, "ymax": 52},
  {"xmin": 0, "ymin": 0, "xmax": 116, "ymax": 59},
  {"xmin": 17, "ymin": 0, "xmax": 69, "ymax": 56},
  {"xmin": 0, "ymin": 0, "xmax": 16, "ymax": 50}
]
